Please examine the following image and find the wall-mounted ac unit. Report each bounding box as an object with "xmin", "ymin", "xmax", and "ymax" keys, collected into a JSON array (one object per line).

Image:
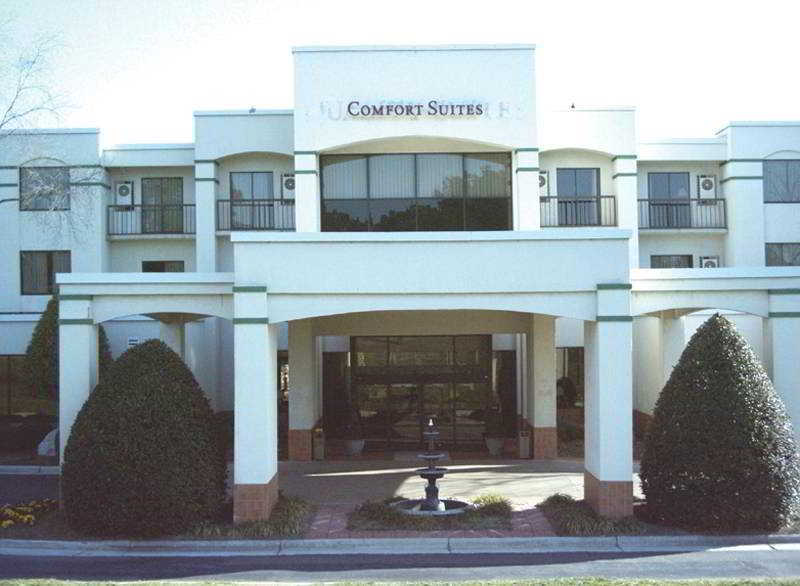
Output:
[
  {"xmin": 115, "ymin": 181, "xmax": 134, "ymax": 206},
  {"xmin": 539, "ymin": 170, "xmax": 549, "ymax": 197},
  {"xmin": 697, "ymin": 174, "xmax": 717, "ymax": 200},
  {"xmin": 282, "ymin": 174, "xmax": 295, "ymax": 199},
  {"xmin": 699, "ymin": 255, "xmax": 720, "ymax": 268}
]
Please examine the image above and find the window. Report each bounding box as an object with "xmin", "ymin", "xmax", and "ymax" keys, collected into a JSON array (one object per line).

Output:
[
  {"xmin": 20, "ymin": 251, "xmax": 71, "ymax": 295},
  {"xmin": 142, "ymin": 260, "xmax": 185, "ymax": 272},
  {"xmin": 230, "ymin": 172, "xmax": 274, "ymax": 200},
  {"xmin": 647, "ymin": 172, "xmax": 690, "ymax": 199},
  {"xmin": 650, "ymin": 254, "xmax": 693, "ymax": 268},
  {"xmin": 141, "ymin": 177, "xmax": 184, "ymax": 233},
  {"xmin": 320, "ymin": 153, "xmax": 511, "ymax": 231},
  {"xmin": 555, "ymin": 168, "xmax": 600, "ymax": 225},
  {"xmin": 766, "ymin": 243, "xmax": 800, "ymax": 266},
  {"xmin": 647, "ymin": 172, "xmax": 691, "ymax": 228},
  {"xmin": 764, "ymin": 161, "xmax": 800, "ymax": 203},
  {"xmin": 19, "ymin": 167, "xmax": 70, "ymax": 211}
]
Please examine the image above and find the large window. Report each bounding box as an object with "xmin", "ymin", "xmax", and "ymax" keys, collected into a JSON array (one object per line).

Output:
[
  {"xmin": 555, "ymin": 168, "xmax": 600, "ymax": 225},
  {"xmin": 647, "ymin": 172, "xmax": 690, "ymax": 199},
  {"xmin": 647, "ymin": 172, "xmax": 691, "ymax": 228},
  {"xmin": 650, "ymin": 254, "xmax": 693, "ymax": 268},
  {"xmin": 764, "ymin": 161, "xmax": 800, "ymax": 203},
  {"xmin": 766, "ymin": 243, "xmax": 800, "ymax": 266},
  {"xmin": 20, "ymin": 251, "xmax": 71, "ymax": 295},
  {"xmin": 320, "ymin": 153, "xmax": 511, "ymax": 231},
  {"xmin": 141, "ymin": 177, "xmax": 183, "ymax": 233},
  {"xmin": 19, "ymin": 167, "xmax": 70, "ymax": 211}
]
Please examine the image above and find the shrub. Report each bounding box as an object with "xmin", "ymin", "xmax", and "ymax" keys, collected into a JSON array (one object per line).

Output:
[
  {"xmin": 62, "ymin": 339, "xmax": 226, "ymax": 537},
  {"xmin": 640, "ymin": 314, "xmax": 800, "ymax": 532},
  {"xmin": 539, "ymin": 493, "xmax": 647, "ymax": 536},
  {"xmin": 23, "ymin": 296, "xmax": 114, "ymax": 400}
]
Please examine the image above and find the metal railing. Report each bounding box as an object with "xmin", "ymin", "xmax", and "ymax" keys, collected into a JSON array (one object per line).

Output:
[
  {"xmin": 540, "ymin": 196, "xmax": 617, "ymax": 227},
  {"xmin": 216, "ymin": 199, "xmax": 295, "ymax": 231},
  {"xmin": 107, "ymin": 204, "xmax": 196, "ymax": 235},
  {"xmin": 638, "ymin": 198, "xmax": 726, "ymax": 229}
]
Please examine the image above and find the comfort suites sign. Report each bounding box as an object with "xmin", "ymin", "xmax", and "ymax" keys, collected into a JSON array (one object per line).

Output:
[
  {"xmin": 319, "ymin": 99, "xmax": 519, "ymax": 120},
  {"xmin": 347, "ymin": 100, "xmax": 485, "ymax": 117}
]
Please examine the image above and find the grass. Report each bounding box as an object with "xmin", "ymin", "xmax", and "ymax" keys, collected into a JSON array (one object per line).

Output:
[
  {"xmin": 538, "ymin": 493, "xmax": 656, "ymax": 536},
  {"xmin": 347, "ymin": 493, "xmax": 513, "ymax": 531}
]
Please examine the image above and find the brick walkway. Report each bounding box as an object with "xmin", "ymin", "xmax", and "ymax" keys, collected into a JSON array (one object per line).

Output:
[{"xmin": 305, "ymin": 503, "xmax": 556, "ymax": 539}]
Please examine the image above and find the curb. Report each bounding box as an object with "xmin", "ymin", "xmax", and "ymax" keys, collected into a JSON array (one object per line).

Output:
[
  {"xmin": 1, "ymin": 534, "xmax": 799, "ymax": 557},
  {"xmin": 0, "ymin": 466, "xmax": 60, "ymax": 476}
]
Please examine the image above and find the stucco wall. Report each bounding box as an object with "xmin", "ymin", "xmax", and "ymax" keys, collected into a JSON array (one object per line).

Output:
[
  {"xmin": 638, "ymin": 233, "xmax": 726, "ymax": 268},
  {"xmin": 109, "ymin": 239, "xmax": 197, "ymax": 272},
  {"xmin": 107, "ymin": 166, "xmax": 196, "ymax": 205}
]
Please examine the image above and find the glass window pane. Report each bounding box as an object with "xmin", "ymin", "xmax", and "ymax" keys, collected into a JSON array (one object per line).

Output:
[
  {"xmin": 788, "ymin": 162, "xmax": 800, "ymax": 203},
  {"xmin": 766, "ymin": 243, "xmax": 800, "ymax": 266},
  {"xmin": 650, "ymin": 254, "xmax": 693, "ymax": 268},
  {"xmin": 163, "ymin": 177, "xmax": 183, "ymax": 204},
  {"xmin": 556, "ymin": 169, "xmax": 577, "ymax": 197},
  {"xmin": 369, "ymin": 155, "xmax": 414, "ymax": 199},
  {"xmin": 20, "ymin": 167, "xmax": 69, "ymax": 210},
  {"xmin": 417, "ymin": 154, "xmax": 463, "ymax": 198},
  {"xmin": 648, "ymin": 173, "xmax": 670, "ymax": 198},
  {"xmin": 764, "ymin": 161, "xmax": 787, "ymax": 202},
  {"xmin": 416, "ymin": 197, "xmax": 463, "ymax": 230},
  {"xmin": 230, "ymin": 173, "xmax": 252, "ymax": 200},
  {"xmin": 574, "ymin": 169, "xmax": 598, "ymax": 196},
  {"xmin": 465, "ymin": 154, "xmax": 510, "ymax": 198},
  {"xmin": 369, "ymin": 198, "xmax": 416, "ymax": 231},
  {"xmin": 252, "ymin": 172, "xmax": 273, "ymax": 199},
  {"xmin": 321, "ymin": 199, "xmax": 369, "ymax": 231},
  {"xmin": 21, "ymin": 252, "xmax": 47, "ymax": 294},
  {"xmin": 465, "ymin": 198, "xmax": 510, "ymax": 230},
  {"xmin": 354, "ymin": 337, "xmax": 387, "ymax": 366},
  {"xmin": 52, "ymin": 251, "xmax": 71, "ymax": 275},
  {"xmin": 321, "ymin": 156, "xmax": 368, "ymax": 199},
  {"xmin": 668, "ymin": 173, "xmax": 690, "ymax": 199}
]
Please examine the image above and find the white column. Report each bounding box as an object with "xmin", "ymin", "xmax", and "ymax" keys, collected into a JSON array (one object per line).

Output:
[
  {"xmin": 194, "ymin": 161, "xmax": 218, "ymax": 272},
  {"xmin": 294, "ymin": 152, "xmax": 320, "ymax": 232},
  {"xmin": 515, "ymin": 149, "xmax": 541, "ymax": 230},
  {"xmin": 159, "ymin": 320, "xmax": 185, "ymax": 360},
  {"xmin": 532, "ymin": 314, "xmax": 557, "ymax": 458},
  {"xmin": 612, "ymin": 155, "xmax": 639, "ymax": 268},
  {"xmin": 660, "ymin": 311, "xmax": 685, "ymax": 387},
  {"xmin": 58, "ymin": 298, "xmax": 98, "ymax": 464},
  {"xmin": 288, "ymin": 319, "xmax": 318, "ymax": 460},
  {"xmin": 584, "ymin": 285, "xmax": 634, "ymax": 518},
  {"xmin": 769, "ymin": 292, "xmax": 800, "ymax": 439},
  {"xmin": 232, "ymin": 286, "xmax": 278, "ymax": 522}
]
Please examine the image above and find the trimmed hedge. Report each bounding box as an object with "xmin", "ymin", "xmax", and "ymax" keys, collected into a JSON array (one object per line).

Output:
[
  {"xmin": 62, "ymin": 339, "xmax": 226, "ymax": 537},
  {"xmin": 640, "ymin": 313, "xmax": 800, "ymax": 532}
]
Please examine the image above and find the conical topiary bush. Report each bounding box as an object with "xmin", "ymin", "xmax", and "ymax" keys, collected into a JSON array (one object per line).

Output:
[{"xmin": 640, "ymin": 313, "xmax": 800, "ymax": 532}]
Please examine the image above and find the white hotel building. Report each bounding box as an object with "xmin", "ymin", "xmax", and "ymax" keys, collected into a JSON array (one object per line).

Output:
[{"xmin": 1, "ymin": 44, "xmax": 799, "ymax": 521}]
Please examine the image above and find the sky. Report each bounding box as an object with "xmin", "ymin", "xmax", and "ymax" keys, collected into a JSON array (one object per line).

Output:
[{"xmin": 2, "ymin": 0, "xmax": 799, "ymax": 147}]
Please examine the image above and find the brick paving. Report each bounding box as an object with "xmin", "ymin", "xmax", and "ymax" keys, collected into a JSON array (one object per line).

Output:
[{"xmin": 305, "ymin": 502, "xmax": 556, "ymax": 539}]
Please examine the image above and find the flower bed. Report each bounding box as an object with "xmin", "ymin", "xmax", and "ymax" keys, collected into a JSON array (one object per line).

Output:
[{"xmin": 1, "ymin": 499, "xmax": 58, "ymax": 529}]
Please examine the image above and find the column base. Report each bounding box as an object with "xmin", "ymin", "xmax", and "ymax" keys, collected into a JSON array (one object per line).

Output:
[
  {"xmin": 533, "ymin": 427, "xmax": 557, "ymax": 459},
  {"xmin": 584, "ymin": 470, "xmax": 632, "ymax": 519},
  {"xmin": 233, "ymin": 476, "xmax": 279, "ymax": 523},
  {"xmin": 288, "ymin": 429, "xmax": 313, "ymax": 461}
]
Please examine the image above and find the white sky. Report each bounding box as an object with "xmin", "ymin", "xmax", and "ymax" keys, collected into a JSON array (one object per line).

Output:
[{"xmin": 4, "ymin": 0, "xmax": 800, "ymax": 147}]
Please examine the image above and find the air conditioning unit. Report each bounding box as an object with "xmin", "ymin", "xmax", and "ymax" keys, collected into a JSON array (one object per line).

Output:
[
  {"xmin": 699, "ymin": 255, "xmax": 720, "ymax": 268},
  {"xmin": 114, "ymin": 181, "xmax": 134, "ymax": 206},
  {"xmin": 538, "ymin": 170, "xmax": 549, "ymax": 197},
  {"xmin": 697, "ymin": 174, "xmax": 717, "ymax": 200},
  {"xmin": 281, "ymin": 174, "xmax": 295, "ymax": 199}
]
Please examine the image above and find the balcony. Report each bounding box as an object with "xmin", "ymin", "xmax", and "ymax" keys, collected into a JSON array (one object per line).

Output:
[
  {"xmin": 638, "ymin": 198, "xmax": 726, "ymax": 230},
  {"xmin": 107, "ymin": 205, "xmax": 196, "ymax": 236},
  {"xmin": 216, "ymin": 199, "xmax": 295, "ymax": 231},
  {"xmin": 540, "ymin": 196, "xmax": 617, "ymax": 227}
]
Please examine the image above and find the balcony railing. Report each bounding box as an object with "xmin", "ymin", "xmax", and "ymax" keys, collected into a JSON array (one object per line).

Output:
[
  {"xmin": 107, "ymin": 204, "xmax": 196, "ymax": 235},
  {"xmin": 216, "ymin": 199, "xmax": 295, "ymax": 231},
  {"xmin": 638, "ymin": 198, "xmax": 726, "ymax": 229},
  {"xmin": 540, "ymin": 196, "xmax": 617, "ymax": 227}
]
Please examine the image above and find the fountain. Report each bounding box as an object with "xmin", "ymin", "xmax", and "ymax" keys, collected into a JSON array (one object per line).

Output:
[{"xmin": 390, "ymin": 417, "xmax": 473, "ymax": 516}]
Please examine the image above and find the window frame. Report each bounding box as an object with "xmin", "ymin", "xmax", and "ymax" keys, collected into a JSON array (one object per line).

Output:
[
  {"xmin": 20, "ymin": 250, "xmax": 71, "ymax": 295},
  {"xmin": 765, "ymin": 243, "xmax": 800, "ymax": 266},
  {"xmin": 650, "ymin": 254, "xmax": 694, "ymax": 269},
  {"xmin": 18, "ymin": 167, "xmax": 71, "ymax": 211},
  {"xmin": 141, "ymin": 260, "xmax": 185, "ymax": 273},
  {"xmin": 229, "ymin": 171, "xmax": 275, "ymax": 200},
  {"xmin": 763, "ymin": 160, "xmax": 800, "ymax": 203}
]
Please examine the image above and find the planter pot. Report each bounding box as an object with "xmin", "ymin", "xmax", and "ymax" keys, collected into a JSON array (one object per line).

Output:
[
  {"xmin": 344, "ymin": 439, "xmax": 365, "ymax": 456},
  {"xmin": 485, "ymin": 437, "xmax": 504, "ymax": 457}
]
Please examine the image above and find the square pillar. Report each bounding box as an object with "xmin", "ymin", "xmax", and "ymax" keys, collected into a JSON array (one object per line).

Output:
[
  {"xmin": 194, "ymin": 161, "xmax": 218, "ymax": 272},
  {"xmin": 611, "ymin": 155, "xmax": 638, "ymax": 268},
  {"xmin": 58, "ymin": 298, "xmax": 98, "ymax": 464},
  {"xmin": 660, "ymin": 311, "xmax": 685, "ymax": 387},
  {"xmin": 233, "ymin": 286, "xmax": 278, "ymax": 522},
  {"xmin": 584, "ymin": 284, "xmax": 634, "ymax": 519},
  {"xmin": 514, "ymin": 149, "xmax": 541, "ymax": 230},
  {"xmin": 294, "ymin": 152, "xmax": 320, "ymax": 232},
  {"xmin": 288, "ymin": 319, "xmax": 319, "ymax": 461},
  {"xmin": 769, "ymin": 292, "xmax": 800, "ymax": 440},
  {"xmin": 526, "ymin": 314, "xmax": 557, "ymax": 459},
  {"xmin": 159, "ymin": 320, "xmax": 186, "ymax": 360}
]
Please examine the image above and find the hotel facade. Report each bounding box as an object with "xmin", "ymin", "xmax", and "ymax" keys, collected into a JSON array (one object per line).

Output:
[{"xmin": 1, "ymin": 44, "xmax": 799, "ymax": 521}]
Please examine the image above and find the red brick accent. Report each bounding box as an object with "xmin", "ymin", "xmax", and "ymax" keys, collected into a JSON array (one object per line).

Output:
[
  {"xmin": 584, "ymin": 470, "xmax": 633, "ymax": 519},
  {"xmin": 288, "ymin": 429, "xmax": 313, "ymax": 461},
  {"xmin": 233, "ymin": 476, "xmax": 279, "ymax": 523},
  {"xmin": 533, "ymin": 427, "xmax": 557, "ymax": 459}
]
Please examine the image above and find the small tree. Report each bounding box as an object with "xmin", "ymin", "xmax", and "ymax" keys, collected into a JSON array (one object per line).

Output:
[
  {"xmin": 23, "ymin": 297, "xmax": 114, "ymax": 401},
  {"xmin": 62, "ymin": 339, "xmax": 226, "ymax": 537},
  {"xmin": 640, "ymin": 314, "xmax": 800, "ymax": 532}
]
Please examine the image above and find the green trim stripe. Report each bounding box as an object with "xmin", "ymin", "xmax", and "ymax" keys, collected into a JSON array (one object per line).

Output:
[
  {"xmin": 59, "ymin": 318, "xmax": 94, "ymax": 325},
  {"xmin": 70, "ymin": 181, "xmax": 110, "ymax": 189},
  {"xmin": 195, "ymin": 177, "xmax": 219, "ymax": 183},
  {"xmin": 294, "ymin": 169, "xmax": 317, "ymax": 175},
  {"xmin": 769, "ymin": 312, "xmax": 800, "ymax": 318},
  {"xmin": 611, "ymin": 155, "xmax": 637, "ymax": 161},
  {"xmin": 233, "ymin": 317, "xmax": 270, "ymax": 324},
  {"xmin": 720, "ymin": 176, "xmax": 762, "ymax": 184},
  {"xmin": 596, "ymin": 315, "xmax": 634, "ymax": 322},
  {"xmin": 515, "ymin": 167, "xmax": 539, "ymax": 173},
  {"xmin": 233, "ymin": 286, "xmax": 268, "ymax": 293},
  {"xmin": 769, "ymin": 289, "xmax": 800, "ymax": 295},
  {"xmin": 58, "ymin": 294, "xmax": 92, "ymax": 301},
  {"xmin": 0, "ymin": 183, "xmax": 18, "ymax": 188},
  {"xmin": 597, "ymin": 283, "xmax": 632, "ymax": 290},
  {"xmin": 294, "ymin": 150, "xmax": 318, "ymax": 155},
  {"xmin": 612, "ymin": 173, "xmax": 637, "ymax": 179},
  {"xmin": 0, "ymin": 166, "xmax": 17, "ymax": 170},
  {"xmin": 69, "ymin": 164, "xmax": 103, "ymax": 169},
  {"xmin": 514, "ymin": 147, "xmax": 539, "ymax": 153}
]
